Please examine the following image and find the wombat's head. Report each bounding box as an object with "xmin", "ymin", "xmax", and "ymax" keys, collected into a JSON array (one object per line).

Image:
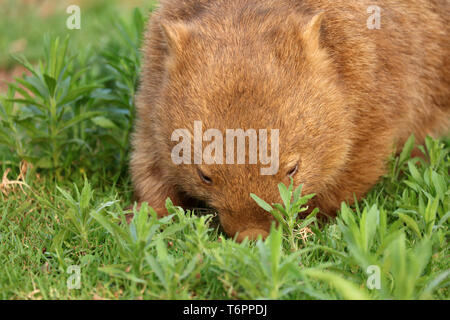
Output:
[{"xmin": 152, "ymin": 6, "xmax": 354, "ymax": 240}]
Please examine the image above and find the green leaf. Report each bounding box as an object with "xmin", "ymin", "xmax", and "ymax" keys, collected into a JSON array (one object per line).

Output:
[
  {"xmin": 80, "ymin": 179, "xmax": 93, "ymax": 213},
  {"xmin": 146, "ymin": 255, "xmax": 166, "ymax": 287},
  {"xmin": 250, "ymin": 193, "xmax": 273, "ymax": 213},
  {"xmin": 408, "ymin": 161, "xmax": 423, "ymax": 184},
  {"xmin": 99, "ymin": 266, "xmax": 146, "ymax": 284},
  {"xmin": 398, "ymin": 213, "xmax": 422, "ymax": 239},
  {"xmin": 399, "ymin": 134, "xmax": 415, "ymax": 165},
  {"xmin": 278, "ymin": 183, "xmax": 290, "ymax": 211},
  {"xmin": 424, "ymin": 196, "xmax": 439, "ymax": 235},
  {"xmin": 43, "ymin": 74, "xmax": 57, "ymax": 96},
  {"xmin": 180, "ymin": 255, "xmax": 199, "ymax": 281},
  {"xmin": 303, "ymin": 269, "xmax": 370, "ymax": 300},
  {"xmin": 58, "ymin": 85, "xmax": 100, "ymax": 106},
  {"xmin": 362, "ymin": 205, "xmax": 379, "ymax": 251},
  {"xmin": 91, "ymin": 116, "xmax": 118, "ymax": 129},
  {"xmin": 57, "ymin": 111, "xmax": 101, "ymax": 134},
  {"xmin": 292, "ymin": 184, "xmax": 303, "ymax": 204},
  {"xmin": 268, "ymin": 226, "xmax": 283, "ymax": 277}
]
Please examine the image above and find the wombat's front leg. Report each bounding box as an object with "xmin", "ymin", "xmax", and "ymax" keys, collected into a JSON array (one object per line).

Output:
[
  {"xmin": 129, "ymin": 151, "xmax": 180, "ymax": 219},
  {"xmin": 132, "ymin": 175, "xmax": 179, "ymax": 217}
]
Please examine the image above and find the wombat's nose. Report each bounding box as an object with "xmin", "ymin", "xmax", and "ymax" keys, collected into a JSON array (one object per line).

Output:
[{"xmin": 236, "ymin": 229, "xmax": 269, "ymax": 242}]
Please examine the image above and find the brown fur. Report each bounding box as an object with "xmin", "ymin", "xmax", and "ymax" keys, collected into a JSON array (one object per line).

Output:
[{"xmin": 131, "ymin": 0, "xmax": 450, "ymax": 241}]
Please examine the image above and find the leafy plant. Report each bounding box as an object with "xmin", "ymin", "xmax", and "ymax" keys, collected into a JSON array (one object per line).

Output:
[
  {"xmin": 251, "ymin": 179, "xmax": 319, "ymax": 251},
  {"xmin": 89, "ymin": 8, "xmax": 146, "ymax": 174},
  {"xmin": 1, "ymin": 36, "xmax": 100, "ymax": 175}
]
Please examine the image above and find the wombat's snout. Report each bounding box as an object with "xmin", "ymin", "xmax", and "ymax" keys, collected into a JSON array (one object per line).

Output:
[
  {"xmin": 218, "ymin": 206, "xmax": 274, "ymax": 242},
  {"xmin": 235, "ymin": 229, "xmax": 269, "ymax": 242}
]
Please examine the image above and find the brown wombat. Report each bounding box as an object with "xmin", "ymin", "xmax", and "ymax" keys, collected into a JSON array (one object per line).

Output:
[{"xmin": 131, "ymin": 0, "xmax": 450, "ymax": 241}]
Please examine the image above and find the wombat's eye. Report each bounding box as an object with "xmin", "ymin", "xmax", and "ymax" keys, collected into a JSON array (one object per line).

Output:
[
  {"xmin": 197, "ymin": 169, "xmax": 213, "ymax": 185},
  {"xmin": 286, "ymin": 163, "xmax": 299, "ymax": 178}
]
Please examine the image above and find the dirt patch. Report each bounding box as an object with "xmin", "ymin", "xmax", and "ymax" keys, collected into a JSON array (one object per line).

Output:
[{"xmin": 0, "ymin": 65, "xmax": 30, "ymax": 94}]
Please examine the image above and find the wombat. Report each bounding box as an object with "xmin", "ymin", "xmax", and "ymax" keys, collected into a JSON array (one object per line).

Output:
[{"xmin": 131, "ymin": 0, "xmax": 450, "ymax": 241}]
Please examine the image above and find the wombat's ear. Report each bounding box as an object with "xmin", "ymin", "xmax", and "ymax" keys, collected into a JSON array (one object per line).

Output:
[
  {"xmin": 302, "ymin": 12, "xmax": 325, "ymax": 51},
  {"xmin": 161, "ymin": 21, "xmax": 192, "ymax": 55}
]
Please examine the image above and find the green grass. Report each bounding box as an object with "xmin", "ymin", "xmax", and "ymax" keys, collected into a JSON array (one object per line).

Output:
[
  {"xmin": 0, "ymin": 0, "xmax": 157, "ymax": 69},
  {"xmin": 0, "ymin": 4, "xmax": 449, "ymax": 300}
]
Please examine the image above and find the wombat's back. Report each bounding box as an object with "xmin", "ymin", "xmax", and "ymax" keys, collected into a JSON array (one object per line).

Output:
[
  {"xmin": 309, "ymin": 0, "xmax": 450, "ymax": 142},
  {"xmin": 140, "ymin": 0, "xmax": 449, "ymax": 139}
]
